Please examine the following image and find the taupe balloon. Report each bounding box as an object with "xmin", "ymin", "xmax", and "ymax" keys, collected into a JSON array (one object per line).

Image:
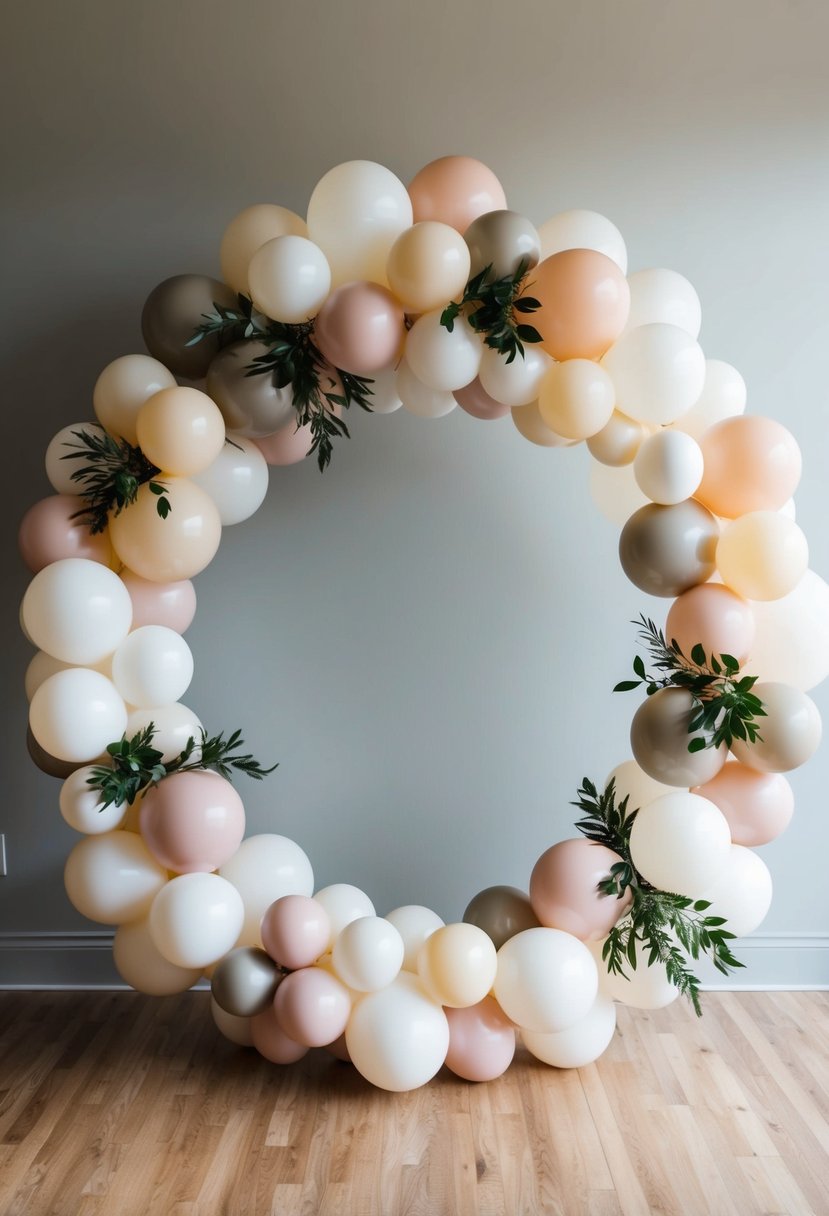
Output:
[
  {"xmin": 463, "ymin": 885, "xmax": 540, "ymax": 950},
  {"xmin": 141, "ymin": 275, "xmax": 238, "ymax": 380},
  {"xmin": 206, "ymin": 341, "xmax": 296, "ymax": 437},
  {"xmin": 210, "ymin": 946, "xmax": 282, "ymax": 1018},
  {"xmin": 619, "ymin": 500, "xmax": 718, "ymax": 597},
  {"xmin": 26, "ymin": 727, "xmax": 85, "ymax": 779},
  {"xmin": 464, "ymin": 210, "xmax": 541, "ymax": 280},
  {"xmin": 631, "ymin": 687, "xmax": 727, "ymax": 787}
]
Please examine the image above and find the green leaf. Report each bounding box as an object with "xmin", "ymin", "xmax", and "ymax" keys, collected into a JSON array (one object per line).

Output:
[
  {"xmin": 614, "ymin": 680, "xmax": 642, "ymax": 693},
  {"xmin": 691, "ymin": 644, "xmax": 707, "ymax": 666}
]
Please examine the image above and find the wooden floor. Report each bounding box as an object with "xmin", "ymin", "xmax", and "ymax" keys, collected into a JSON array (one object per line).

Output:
[{"xmin": 0, "ymin": 991, "xmax": 827, "ymax": 1215}]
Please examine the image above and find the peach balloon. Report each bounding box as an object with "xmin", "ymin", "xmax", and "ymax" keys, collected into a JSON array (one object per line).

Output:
[
  {"xmin": 693, "ymin": 761, "xmax": 794, "ymax": 846},
  {"xmin": 529, "ymin": 839, "xmax": 632, "ymax": 941},
  {"xmin": 314, "ymin": 282, "xmax": 405, "ymax": 375},
  {"xmin": 532, "ymin": 249, "xmax": 630, "ymax": 361},
  {"xmin": 120, "ymin": 570, "xmax": 197, "ymax": 633},
  {"xmin": 260, "ymin": 894, "xmax": 331, "ymax": 970},
  {"xmin": 251, "ymin": 1005, "xmax": 309, "ymax": 1064},
  {"xmin": 716, "ymin": 512, "xmax": 808, "ymax": 601},
  {"xmin": 444, "ymin": 997, "xmax": 516, "ymax": 1082},
  {"xmin": 665, "ymin": 584, "xmax": 755, "ymax": 663},
  {"xmin": 511, "ymin": 401, "xmax": 574, "ymax": 448},
  {"xmin": 139, "ymin": 771, "xmax": 245, "ymax": 873},
  {"xmin": 454, "ymin": 377, "xmax": 510, "ymax": 420},
  {"xmin": 386, "ymin": 221, "xmax": 471, "ymax": 314},
  {"xmin": 136, "ymin": 387, "xmax": 226, "ymax": 477},
  {"xmin": 109, "ymin": 479, "xmax": 222, "ymax": 583},
  {"xmin": 407, "ymin": 155, "xmax": 507, "ymax": 233},
  {"xmin": 253, "ymin": 398, "xmax": 341, "ymax": 466},
  {"xmin": 18, "ymin": 495, "xmax": 113, "ymax": 573},
  {"xmin": 696, "ymin": 416, "xmax": 802, "ymax": 518},
  {"xmin": 273, "ymin": 967, "xmax": 351, "ymax": 1047},
  {"xmin": 219, "ymin": 203, "xmax": 308, "ymax": 295}
]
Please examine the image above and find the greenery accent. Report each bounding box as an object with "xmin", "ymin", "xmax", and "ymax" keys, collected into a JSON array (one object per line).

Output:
[
  {"xmin": 614, "ymin": 614, "xmax": 766, "ymax": 753},
  {"xmin": 62, "ymin": 429, "xmax": 171, "ymax": 535},
  {"xmin": 574, "ymin": 777, "xmax": 744, "ymax": 1016},
  {"xmin": 87, "ymin": 724, "xmax": 277, "ymax": 810},
  {"xmin": 439, "ymin": 259, "xmax": 542, "ymax": 363},
  {"xmin": 187, "ymin": 294, "xmax": 374, "ymax": 471}
]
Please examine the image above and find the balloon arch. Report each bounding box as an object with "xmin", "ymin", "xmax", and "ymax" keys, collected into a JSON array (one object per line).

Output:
[{"xmin": 19, "ymin": 156, "xmax": 825, "ymax": 1091}]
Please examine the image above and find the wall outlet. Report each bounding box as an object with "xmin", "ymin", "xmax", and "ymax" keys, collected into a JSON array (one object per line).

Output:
[{"xmin": 0, "ymin": 834, "xmax": 6, "ymax": 876}]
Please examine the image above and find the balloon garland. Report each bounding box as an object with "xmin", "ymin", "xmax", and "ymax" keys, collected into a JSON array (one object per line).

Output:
[{"xmin": 19, "ymin": 156, "xmax": 827, "ymax": 1092}]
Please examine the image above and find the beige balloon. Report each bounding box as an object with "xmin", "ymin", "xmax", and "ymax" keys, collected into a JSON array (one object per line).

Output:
[
  {"xmin": 587, "ymin": 410, "xmax": 647, "ymax": 466},
  {"xmin": 247, "ymin": 235, "xmax": 331, "ymax": 324},
  {"xmin": 93, "ymin": 355, "xmax": 177, "ymax": 446},
  {"xmin": 114, "ymin": 917, "xmax": 201, "ymax": 995},
  {"xmin": 109, "ymin": 479, "xmax": 222, "ymax": 583},
  {"xmin": 511, "ymin": 402, "xmax": 573, "ymax": 448},
  {"xmin": 136, "ymin": 387, "xmax": 226, "ymax": 476},
  {"xmin": 220, "ymin": 203, "xmax": 308, "ymax": 295},
  {"xmin": 731, "ymin": 682, "xmax": 821, "ymax": 773},
  {"xmin": 630, "ymin": 687, "xmax": 728, "ymax": 787},
  {"xmin": 619, "ymin": 500, "xmax": 719, "ymax": 597},
  {"xmin": 205, "ymin": 341, "xmax": 295, "ymax": 437},
  {"xmin": 538, "ymin": 359, "xmax": 616, "ymax": 441},
  {"xmin": 716, "ymin": 512, "xmax": 808, "ymax": 601},
  {"xmin": 386, "ymin": 221, "xmax": 471, "ymax": 314}
]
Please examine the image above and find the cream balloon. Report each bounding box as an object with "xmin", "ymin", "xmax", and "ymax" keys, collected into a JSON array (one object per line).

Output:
[
  {"xmin": 21, "ymin": 557, "xmax": 132, "ymax": 664},
  {"xmin": 247, "ymin": 235, "xmax": 331, "ymax": 324},
  {"xmin": 109, "ymin": 479, "xmax": 222, "ymax": 583},
  {"xmin": 512, "ymin": 402, "xmax": 573, "ymax": 448},
  {"xmin": 671, "ymin": 359, "xmax": 746, "ymax": 442},
  {"xmin": 404, "ymin": 310, "xmax": 482, "ymax": 393},
  {"xmin": 493, "ymin": 927, "xmax": 598, "ymax": 1033},
  {"xmin": 747, "ymin": 571, "xmax": 829, "ymax": 690},
  {"xmin": 126, "ymin": 702, "xmax": 203, "ymax": 765},
  {"xmin": 417, "ymin": 923, "xmax": 498, "ymax": 1008},
  {"xmin": 629, "ymin": 792, "xmax": 732, "ymax": 896},
  {"xmin": 730, "ymin": 682, "xmax": 822, "ymax": 773},
  {"xmin": 478, "ymin": 344, "xmax": 552, "ymax": 407},
  {"xmin": 149, "ymin": 872, "xmax": 244, "ymax": 968},
  {"xmin": 111, "ymin": 626, "xmax": 194, "ymax": 708},
  {"xmin": 396, "ymin": 359, "xmax": 456, "ymax": 419},
  {"xmin": 191, "ymin": 433, "xmax": 269, "ymax": 526},
  {"xmin": 30, "ymin": 669, "xmax": 127, "ymax": 763},
  {"xmin": 64, "ymin": 831, "xmax": 167, "ymax": 924},
  {"xmin": 136, "ymin": 387, "xmax": 226, "ymax": 478},
  {"xmin": 588, "ymin": 460, "xmax": 649, "ymax": 526},
  {"xmin": 219, "ymin": 203, "xmax": 308, "ymax": 294},
  {"xmin": 633, "ymin": 429, "xmax": 704, "ymax": 504},
  {"xmin": 602, "ymin": 323, "xmax": 706, "ymax": 425},
  {"xmin": 537, "ymin": 359, "xmax": 616, "ymax": 441},
  {"xmin": 93, "ymin": 354, "xmax": 177, "ymax": 445},
  {"xmin": 219, "ymin": 835, "xmax": 315, "ymax": 948},
  {"xmin": 537, "ymin": 209, "xmax": 627, "ymax": 273},
  {"xmin": 211, "ymin": 996, "xmax": 255, "ymax": 1046},
  {"xmin": 59, "ymin": 766, "xmax": 127, "ymax": 834},
  {"xmin": 716, "ymin": 512, "xmax": 808, "ymax": 602},
  {"xmin": 345, "ymin": 972, "xmax": 449, "ymax": 1092},
  {"xmin": 386, "ymin": 221, "xmax": 471, "ymax": 314},
  {"xmin": 314, "ymin": 884, "xmax": 376, "ymax": 948},
  {"xmin": 114, "ymin": 916, "xmax": 202, "ymax": 995},
  {"xmin": 588, "ymin": 938, "xmax": 680, "ymax": 1009},
  {"xmin": 605, "ymin": 760, "xmax": 674, "ymax": 813},
  {"xmin": 331, "ymin": 916, "xmax": 404, "ymax": 992},
  {"xmin": 586, "ymin": 411, "xmax": 647, "ymax": 467},
  {"xmin": 25, "ymin": 650, "xmax": 112, "ymax": 702},
  {"xmin": 384, "ymin": 904, "xmax": 445, "ymax": 971},
  {"xmin": 363, "ymin": 365, "xmax": 403, "ymax": 415},
  {"xmin": 699, "ymin": 845, "xmax": 772, "ymax": 938},
  {"xmin": 523, "ymin": 997, "xmax": 616, "ymax": 1069},
  {"xmin": 623, "ymin": 269, "xmax": 702, "ymax": 337},
  {"xmin": 45, "ymin": 422, "xmax": 106, "ymax": 495}
]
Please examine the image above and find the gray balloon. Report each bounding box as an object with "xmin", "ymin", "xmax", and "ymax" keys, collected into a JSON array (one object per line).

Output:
[
  {"xmin": 463, "ymin": 885, "xmax": 540, "ymax": 950},
  {"xmin": 631, "ymin": 687, "xmax": 727, "ymax": 787},
  {"xmin": 206, "ymin": 341, "xmax": 296, "ymax": 437},
  {"xmin": 464, "ymin": 210, "xmax": 541, "ymax": 280},
  {"xmin": 27, "ymin": 727, "xmax": 85, "ymax": 779},
  {"xmin": 141, "ymin": 274, "xmax": 238, "ymax": 380},
  {"xmin": 619, "ymin": 500, "xmax": 718, "ymax": 597},
  {"xmin": 211, "ymin": 946, "xmax": 281, "ymax": 1018}
]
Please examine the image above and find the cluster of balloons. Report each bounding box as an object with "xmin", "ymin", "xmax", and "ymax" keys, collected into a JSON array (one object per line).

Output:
[{"xmin": 18, "ymin": 154, "xmax": 828, "ymax": 1090}]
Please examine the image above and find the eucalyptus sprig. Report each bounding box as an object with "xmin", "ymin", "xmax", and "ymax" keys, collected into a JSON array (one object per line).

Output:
[
  {"xmin": 614, "ymin": 614, "xmax": 766, "ymax": 753},
  {"xmin": 440, "ymin": 259, "xmax": 542, "ymax": 363},
  {"xmin": 573, "ymin": 777, "xmax": 744, "ymax": 1015},
  {"xmin": 61, "ymin": 429, "xmax": 171, "ymax": 535},
  {"xmin": 188, "ymin": 297, "xmax": 374, "ymax": 471},
  {"xmin": 87, "ymin": 723, "xmax": 277, "ymax": 810}
]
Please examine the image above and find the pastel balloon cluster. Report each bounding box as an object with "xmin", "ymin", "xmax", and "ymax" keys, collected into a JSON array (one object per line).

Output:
[{"xmin": 18, "ymin": 154, "xmax": 828, "ymax": 1090}]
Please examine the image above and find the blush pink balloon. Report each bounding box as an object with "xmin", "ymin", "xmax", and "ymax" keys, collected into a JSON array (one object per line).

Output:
[
  {"xmin": 453, "ymin": 377, "xmax": 510, "ymax": 421},
  {"xmin": 325, "ymin": 1033, "xmax": 352, "ymax": 1062},
  {"xmin": 530, "ymin": 838, "xmax": 632, "ymax": 941},
  {"xmin": 251, "ymin": 1005, "xmax": 309, "ymax": 1064},
  {"xmin": 693, "ymin": 760, "xmax": 794, "ymax": 846},
  {"xmin": 120, "ymin": 570, "xmax": 197, "ymax": 633},
  {"xmin": 253, "ymin": 396, "xmax": 342, "ymax": 466},
  {"xmin": 314, "ymin": 282, "xmax": 405, "ymax": 375},
  {"xmin": 666, "ymin": 583, "xmax": 755, "ymax": 664},
  {"xmin": 273, "ymin": 967, "xmax": 351, "ymax": 1047},
  {"xmin": 18, "ymin": 495, "xmax": 113, "ymax": 572},
  {"xmin": 444, "ymin": 996, "xmax": 516, "ymax": 1082},
  {"xmin": 408, "ymin": 155, "xmax": 507, "ymax": 233},
  {"xmin": 139, "ymin": 771, "xmax": 245, "ymax": 873},
  {"xmin": 260, "ymin": 894, "xmax": 331, "ymax": 969}
]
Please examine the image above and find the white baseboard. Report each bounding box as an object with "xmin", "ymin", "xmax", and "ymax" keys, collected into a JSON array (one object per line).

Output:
[{"xmin": 0, "ymin": 931, "xmax": 827, "ymax": 991}]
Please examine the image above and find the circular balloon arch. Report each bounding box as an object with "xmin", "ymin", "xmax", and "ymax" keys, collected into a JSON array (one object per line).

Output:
[{"xmin": 18, "ymin": 155, "xmax": 826, "ymax": 1092}]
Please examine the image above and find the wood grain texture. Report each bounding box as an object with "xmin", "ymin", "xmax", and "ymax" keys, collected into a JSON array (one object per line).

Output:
[{"xmin": 0, "ymin": 990, "xmax": 827, "ymax": 1215}]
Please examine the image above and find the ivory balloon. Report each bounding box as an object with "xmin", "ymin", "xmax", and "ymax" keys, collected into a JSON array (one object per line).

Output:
[
  {"xmin": 93, "ymin": 355, "xmax": 177, "ymax": 446},
  {"xmin": 618, "ymin": 500, "xmax": 719, "ymax": 597},
  {"xmin": 109, "ymin": 479, "xmax": 222, "ymax": 583},
  {"xmin": 30, "ymin": 669, "xmax": 127, "ymax": 763},
  {"xmin": 21, "ymin": 557, "xmax": 132, "ymax": 664},
  {"xmin": 699, "ymin": 845, "xmax": 773, "ymax": 937},
  {"xmin": 602, "ymin": 323, "xmax": 706, "ymax": 425},
  {"xmin": 746, "ymin": 570, "xmax": 829, "ymax": 690},
  {"xmin": 219, "ymin": 203, "xmax": 308, "ymax": 294},
  {"xmin": 306, "ymin": 160, "xmax": 413, "ymax": 287},
  {"xmin": 586, "ymin": 411, "xmax": 647, "ymax": 467},
  {"xmin": 696, "ymin": 416, "xmax": 802, "ymax": 518},
  {"xmin": 141, "ymin": 276, "xmax": 238, "ymax": 380},
  {"xmin": 417, "ymin": 923, "xmax": 498, "ymax": 1008},
  {"xmin": 345, "ymin": 972, "xmax": 450, "ymax": 1092},
  {"xmin": 205, "ymin": 341, "xmax": 296, "ymax": 437},
  {"xmin": 114, "ymin": 916, "xmax": 202, "ymax": 995},
  {"xmin": 136, "ymin": 387, "xmax": 226, "ymax": 478},
  {"xmin": 385, "ymin": 904, "xmax": 445, "ymax": 971},
  {"xmin": 716, "ymin": 512, "xmax": 808, "ymax": 601},
  {"xmin": 462, "ymin": 886, "xmax": 539, "ymax": 950},
  {"xmin": 404, "ymin": 310, "xmax": 482, "ymax": 392},
  {"xmin": 386, "ymin": 222, "xmax": 471, "ymax": 314},
  {"xmin": 210, "ymin": 946, "xmax": 281, "ymax": 1017},
  {"xmin": 666, "ymin": 583, "xmax": 755, "ymax": 664},
  {"xmin": 478, "ymin": 344, "xmax": 552, "ymax": 407},
  {"xmin": 126, "ymin": 702, "xmax": 203, "ymax": 764},
  {"xmin": 730, "ymin": 682, "xmax": 821, "ymax": 773},
  {"xmin": 219, "ymin": 835, "xmax": 315, "ymax": 948},
  {"xmin": 119, "ymin": 571, "xmax": 196, "ymax": 633},
  {"xmin": 537, "ymin": 209, "xmax": 628, "ymax": 273},
  {"xmin": 629, "ymin": 792, "xmax": 732, "ymax": 896},
  {"xmin": 529, "ymin": 839, "xmax": 632, "ymax": 941},
  {"xmin": 313, "ymin": 884, "xmax": 376, "ymax": 948},
  {"xmin": 444, "ymin": 997, "xmax": 516, "ymax": 1082},
  {"xmin": 247, "ymin": 235, "xmax": 331, "ymax": 324},
  {"xmin": 464, "ymin": 209, "xmax": 541, "ymax": 279},
  {"xmin": 139, "ymin": 771, "xmax": 246, "ymax": 874},
  {"xmin": 493, "ymin": 928, "xmax": 598, "ymax": 1033},
  {"xmin": 633, "ymin": 430, "xmax": 704, "ymax": 505},
  {"xmin": 274, "ymin": 967, "xmax": 352, "ymax": 1047},
  {"xmin": 537, "ymin": 359, "xmax": 616, "ymax": 440},
  {"xmin": 606, "ymin": 759, "xmax": 674, "ymax": 811},
  {"xmin": 533, "ymin": 249, "xmax": 630, "ymax": 361},
  {"xmin": 589, "ymin": 460, "xmax": 649, "ymax": 526},
  {"xmin": 512, "ymin": 402, "xmax": 573, "ymax": 448},
  {"xmin": 192, "ymin": 434, "xmax": 268, "ymax": 526},
  {"xmin": 671, "ymin": 359, "xmax": 746, "ymax": 442},
  {"xmin": 407, "ymin": 155, "xmax": 506, "ymax": 234},
  {"xmin": 363, "ymin": 365, "xmax": 402, "ymax": 415},
  {"xmin": 523, "ymin": 996, "xmax": 616, "ymax": 1069},
  {"xmin": 64, "ymin": 831, "xmax": 167, "ymax": 924},
  {"xmin": 332, "ymin": 916, "xmax": 404, "ymax": 992},
  {"xmin": 149, "ymin": 872, "xmax": 245, "ymax": 968},
  {"xmin": 693, "ymin": 761, "xmax": 794, "ymax": 846},
  {"xmin": 59, "ymin": 765, "xmax": 127, "ymax": 834},
  {"xmin": 45, "ymin": 421, "xmax": 106, "ymax": 494},
  {"xmin": 111, "ymin": 625, "xmax": 193, "ymax": 708},
  {"xmin": 588, "ymin": 938, "xmax": 680, "ymax": 1009},
  {"xmin": 623, "ymin": 268, "xmax": 702, "ymax": 338},
  {"xmin": 314, "ymin": 281, "xmax": 405, "ymax": 375},
  {"xmin": 212, "ymin": 997, "xmax": 254, "ymax": 1046},
  {"xmin": 396, "ymin": 359, "xmax": 457, "ymax": 419},
  {"xmin": 260, "ymin": 895, "xmax": 331, "ymax": 970},
  {"xmin": 630, "ymin": 687, "xmax": 728, "ymax": 787},
  {"xmin": 18, "ymin": 495, "xmax": 114, "ymax": 573}
]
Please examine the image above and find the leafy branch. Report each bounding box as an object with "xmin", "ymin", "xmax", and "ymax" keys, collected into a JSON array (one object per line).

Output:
[
  {"xmin": 614, "ymin": 614, "xmax": 766, "ymax": 752},
  {"xmin": 188, "ymin": 296, "xmax": 374, "ymax": 471},
  {"xmin": 61, "ymin": 429, "xmax": 171, "ymax": 535},
  {"xmin": 87, "ymin": 723, "xmax": 277, "ymax": 810},
  {"xmin": 573, "ymin": 777, "xmax": 744, "ymax": 1016},
  {"xmin": 440, "ymin": 259, "xmax": 541, "ymax": 364}
]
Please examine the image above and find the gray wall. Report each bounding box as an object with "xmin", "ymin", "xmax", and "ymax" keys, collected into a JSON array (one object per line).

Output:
[{"xmin": 2, "ymin": 0, "xmax": 828, "ymax": 984}]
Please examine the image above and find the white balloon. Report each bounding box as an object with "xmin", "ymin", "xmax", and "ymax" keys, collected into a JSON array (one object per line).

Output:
[
  {"xmin": 589, "ymin": 459, "xmax": 649, "ymax": 527},
  {"xmin": 602, "ymin": 323, "xmax": 706, "ymax": 425},
  {"xmin": 111, "ymin": 626, "xmax": 194, "ymax": 708},
  {"xmin": 396, "ymin": 359, "xmax": 456, "ymax": 419},
  {"xmin": 332, "ymin": 916, "xmax": 404, "ymax": 992},
  {"xmin": 59, "ymin": 766, "xmax": 127, "ymax": 834},
  {"xmin": 363, "ymin": 365, "xmax": 402, "ymax": 415},
  {"xmin": 114, "ymin": 916, "xmax": 201, "ymax": 995},
  {"xmin": 699, "ymin": 845, "xmax": 773, "ymax": 938},
  {"xmin": 126, "ymin": 702, "xmax": 203, "ymax": 764},
  {"xmin": 478, "ymin": 344, "xmax": 553, "ymax": 407},
  {"xmin": 586, "ymin": 411, "xmax": 647, "ymax": 467},
  {"xmin": 30, "ymin": 669, "xmax": 127, "ymax": 762},
  {"xmin": 93, "ymin": 354, "xmax": 177, "ymax": 446},
  {"xmin": 493, "ymin": 927, "xmax": 598, "ymax": 1033},
  {"xmin": 624, "ymin": 269, "xmax": 702, "ymax": 338},
  {"xmin": 25, "ymin": 650, "xmax": 111, "ymax": 701},
  {"xmin": 192, "ymin": 434, "xmax": 269, "ymax": 525},
  {"xmin": 671, "ymin": 359, "xmax": 746, "ymax": 442},
  {"xmin": 211, "ymin": 995, "xmax": 254, "ymax": 1046},
  {"xmin": 64, "ymin": 831, "xmax": 167, "ymax": 924},
  {"xmin": 248, "ymin": 235, "xmax": 331, "ymax": 324},
  {"xmin": 634, "ymin": 429, "xmax": 704, "ymax": 505},
  {"xmin": 385, "ymin": 904, "xmax": 445, "ymax": 971},
  {"xmin": 746, "ymin": 571, "xmax": 829, "ymax": 691},
  {"xmin": 605, "ymin": 760, "xmax": 674, "ymax": 812},
  {"xmin": 220, "ymin": 202, "xmax": 308, "ymax": 295},
  {"xmin": 404, "ymin": 311, "xmax": 482, "ymax": 393},
  {"xmin": 629, "ymin": 792, "xmax": 732, "ymax": 897},
  {"xmin": 345, "ymin": 972, "xmax": 449, "ymax": 1092},
  {"xmin": 537, "ymin": 209, "xmax": 627, "ymax": 273},
  {"xmin": 588, "ymin": 938, "xmax": 680, "ymax": 1009},
  {"xmin": 523, "ymin": 997, "xmax": 616, "ymax": 1068},
  {"xmin": 150, "ymin": 873, "xmax": 244, "ymax": 969},
  {"xmin": 45, "ymin": 422, "xmax": 106, "ymax": 495},
  {"xmin": 220, "ymin": 835, "xmax": 315, "ymax": 948},
  {"xmin": 314, "ymin": 884, "xmax": 376, "ymax": 948},
  {"xmin": 21, "ymin": 558, "xmax": 133, "ymax": 665}
]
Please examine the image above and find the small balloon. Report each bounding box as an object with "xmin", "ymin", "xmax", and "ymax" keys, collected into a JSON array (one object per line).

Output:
[
  {"xmin": 211, "ymin": 946, "xmax": 281, "ymax": 1017},
  {"xmin": 602, "ymin": 323, "xmax": 706, "ymax": 425},
  {"xmin": 220, "ymin": 835, "xmax": 315, "ymax": 948},
  {"xmin": 730, "ymin": 682, "xmax": 821, "ymax": 773},
  {"xmin": 619, "ymin": 500, "xmax": 719, "ymax": 597},
  {"xmin": 18, "ymin": 495, "xmax": 113, "ymax": 573},
  {"xmin": 666, "ymin": 583, "xmax": 755, "ymax": 665},
  {"xmin": 693, "ymin": 761, "xmax": 794, "ymax": 846},
  {"xmin": 109, "ymin": 479, "xmax": 222, "ymax": 583},
  {"xmin": 386, "ymin": 221, "xmax": 471, "ymax": 315},
  {"xmin": 586, "ymin": 411, "xmax": 647, "ymax": 467},
  {"xmin": 261, "ymin": 895, "xmax": 331, "ymax": 970},
  {"xmin": 444, "ymin": 997, "xmax": 516, "ymax": 1082},
  {"xmin": 65, "ymin": 831, "xmax": 167, "ymax": 924},
  {"xmin": 114, "ymin": 917, "xmax": 202, "ymax": 996},
  {"xmin": 533, "ymin": 249, "xmax": 630, "ymax": 362},
  {"xmin": 629, "ymin": 791, "xmax": 731, "ymax": 896},
  {"xmin": 247, "ymin": 235, "xmax": 331, "ymax": 324},
  {"xmin": 206, "ymin": 341, "xmax": 296, "ymax": 437},
  {"xmin": 120, "ymin": 571, "xmax": 196, "ymax": 633},
  {"xmin": 139, "ymin": 770, "xmax": 245, "ymax": 874},
  {"xmin": 345, "ymin": 972, "xmax": 449, "ymax": 1092},
  {"xmin": 407, "ymin": 155, "xmax": 507, "ymax": 234},
  {"xmin": 630, "ymin": 687, "xmax": 727, "ymax": 787},
  {"xmin": 623, "ymin": 268, "xmax": 702, "ymax": 337},
  {"xmin": 537, "ymin": 209, "xmax": 627, "ymax": 273},
  {"xmin": 716, "ymin": 513, "xmax": 808, "ymax": 602},
  {"xmin": 464, "ymin": 209, "xmax": 541, "ymax": 280},
  {"xmin": 141, "ymin": 276, "xmax": 238, "ymax": 380},
  {"xmin": 462, "ymin": 886, "xmax": 539, "ymax": 950},
  {"xmin": 192, "ymin": 434, "xmax": 269, "ymax": 526},
  {"xmin": 493, "ymin": 928, "xmax": 598, "ymax": 1034},
  {"xmin": 385, "ymin": 904, "xmax": 445, "ymax": 971},
  {"xmin": 698, "ymin": 845, "xmax": 772, "ymax": 938},
  {"xmin": 671, "ymin": 359, "xmax": 746, "ymax": 442},
  {"xmin": 274, "ymin": 966, "xmax": 352, "ymax": 1047},
  {"xmin": 696, "ymin": 416, "xmax": 802, "ymax": 518},
  {"xmin": 529, "ymin": 839, "xmax": 632, "ymax": 941},
  {"xmin": 94, "ymin": 356, "xmax": 177, "ymax": 445},
  {"xmin": 219, "ymin": 203, "xmax": 308, "ymax": 294},
  {"xmin": 633, "ymin": 429, "xmax": 704, "ymax": 505},
  {"xmin": 523, "ymin": 996, "xmax": 616, "ymax": 1069},
  {"xmin": 314, "ymin": 281, "xmax": 405, "ymax": 375},
  {"xmin": 417, "ymin": 923, "xmax": 498, "ymax": 1008},
  {"xmin": 453, "ymin": 377, "xmax": 510, "ymax": 421}
]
